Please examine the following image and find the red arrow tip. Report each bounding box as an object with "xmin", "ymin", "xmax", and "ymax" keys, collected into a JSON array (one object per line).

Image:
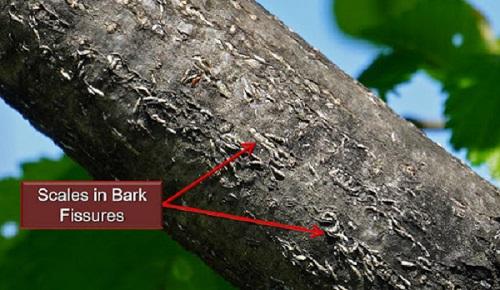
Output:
[
  {"xmin": 241, "ymin": 142, "xmax": 256, "ymax": 155},
  {"xmin": 309, "ymin": 225, "xmax": 325, "ymax": 239}
]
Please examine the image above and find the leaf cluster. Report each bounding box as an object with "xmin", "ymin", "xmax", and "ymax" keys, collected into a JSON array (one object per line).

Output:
[{"xmin": 334, "ymin": 0, "xmax": 500, "ymax": 178}]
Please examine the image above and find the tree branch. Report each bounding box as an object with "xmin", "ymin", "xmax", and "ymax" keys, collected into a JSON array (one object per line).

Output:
[
  {"xmin": 404, "ymin": 117, "xmax": 445, "ymax": 130},
  {"xmin": 1, "ymin": 1, "xmax": 499, "ymax": 289}
]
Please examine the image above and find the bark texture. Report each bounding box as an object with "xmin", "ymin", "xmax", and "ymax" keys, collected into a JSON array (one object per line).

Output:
[{"xmin": 1, "ymin": 1, "xmax": 500, "ymax": 289}]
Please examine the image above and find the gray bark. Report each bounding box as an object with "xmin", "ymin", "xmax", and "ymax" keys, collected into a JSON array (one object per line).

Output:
[{"xmin": 1, "ymin": 0, "xmax": 500, "ymax": 289}]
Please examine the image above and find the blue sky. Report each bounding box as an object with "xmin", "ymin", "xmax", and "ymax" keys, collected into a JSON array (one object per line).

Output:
[{"xmin": 1, "ymin": 0, "xmax": 499, "ymax": 186}]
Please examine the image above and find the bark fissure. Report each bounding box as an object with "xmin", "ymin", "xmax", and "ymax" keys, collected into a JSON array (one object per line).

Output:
[{"xmin": 1, "ymin": 1, "xmax": 499, "ymax": 289}]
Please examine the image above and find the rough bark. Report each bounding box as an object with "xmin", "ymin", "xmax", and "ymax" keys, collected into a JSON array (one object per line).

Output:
[{"xmin": 1, "ymin": 1, "xmax": 499, "ymax": 289}]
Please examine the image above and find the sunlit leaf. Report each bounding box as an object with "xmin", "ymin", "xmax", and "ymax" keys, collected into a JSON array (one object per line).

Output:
[
  {"xmin": 468, "ymin": 148, "xmax": 500, "ymax": 179},
  {"xmin": 444, "ymin": 55, "xmax": 500, "ymax": 150}
]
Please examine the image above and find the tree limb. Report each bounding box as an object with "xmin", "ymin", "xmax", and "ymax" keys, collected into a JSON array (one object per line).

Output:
[
  {"xmin": 404, "ymin": 117, "xmax": 445, "ymax": 130},
  {"xmin": 0, "ymin": 1, "xmax": 499, "ymax": 289}
]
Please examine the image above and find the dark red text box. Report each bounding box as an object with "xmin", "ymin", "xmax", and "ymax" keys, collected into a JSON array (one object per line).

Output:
[{"xmin": 21, "ymin": 181, "xmax": 163, "ymax": 229}]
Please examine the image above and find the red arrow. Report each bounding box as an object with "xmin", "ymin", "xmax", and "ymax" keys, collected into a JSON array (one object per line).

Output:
[
  {"xmin": 163, "ymin": 142, "xmax": 325, "ymax": 239},
  {"xmin": 164, "ymin": 203, "xmax": 325, "ymax": 239},
  {"xmin": 163, "ymin": 142, "xmax": 256, "ymax": 205}
]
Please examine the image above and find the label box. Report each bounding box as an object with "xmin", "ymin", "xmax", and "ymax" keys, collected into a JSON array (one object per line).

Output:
[{"xmin": 21, "ymin": 181, "xmax": 163, "ymax": 229}]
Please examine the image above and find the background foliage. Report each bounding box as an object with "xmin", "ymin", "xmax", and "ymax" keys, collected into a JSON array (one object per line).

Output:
[
  {"xmin": 0, "ymin": 157, "xmax": 235, "ymax": 290},
  {"xmin": 334, "ymin": 0, "xmax": 500, "ymax": 179}
]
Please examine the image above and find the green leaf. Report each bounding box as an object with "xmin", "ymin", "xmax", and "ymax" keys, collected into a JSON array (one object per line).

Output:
[
  {"xmin": 0, "ymin": 156, "xmax": 235, "ymax": 290},
  {"xmin": 444, "ymin": 54, "xmax": 500, "ymax": 180},
  {"xmin": 0, "ymin": 231, "xmax": 235, "ymax": 290},
  {"xmin": 0, "ymin": 178, "xmax": 22, "ymax": 259},
  {"xmin": 468, "ymin": 148, "xmax": 500, "ymax": 179},
  {"xmin": 0, "ymin": 178, "xmax": 19, "ymax": 225},
  {"xmin": 21, "ymin": 155, "xmax": 91, "ymax": 180},
  {"xmin": 358, "ymin": 50, "xmax": 421, "ymax": 100},
  {"xmin": 334, "ymin": 0, "xmax": 500, "ymax": 180},
  {"xmin": 334, "ymin": 0, "xmax": 489, "ymax": 65},
  {"xmin": 444, "ymin": 54, "xmax": 500, "ymax": 150},
  {"xmin": 334, "ymin": 0, "xmax": 418, "ymax": 39}
]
